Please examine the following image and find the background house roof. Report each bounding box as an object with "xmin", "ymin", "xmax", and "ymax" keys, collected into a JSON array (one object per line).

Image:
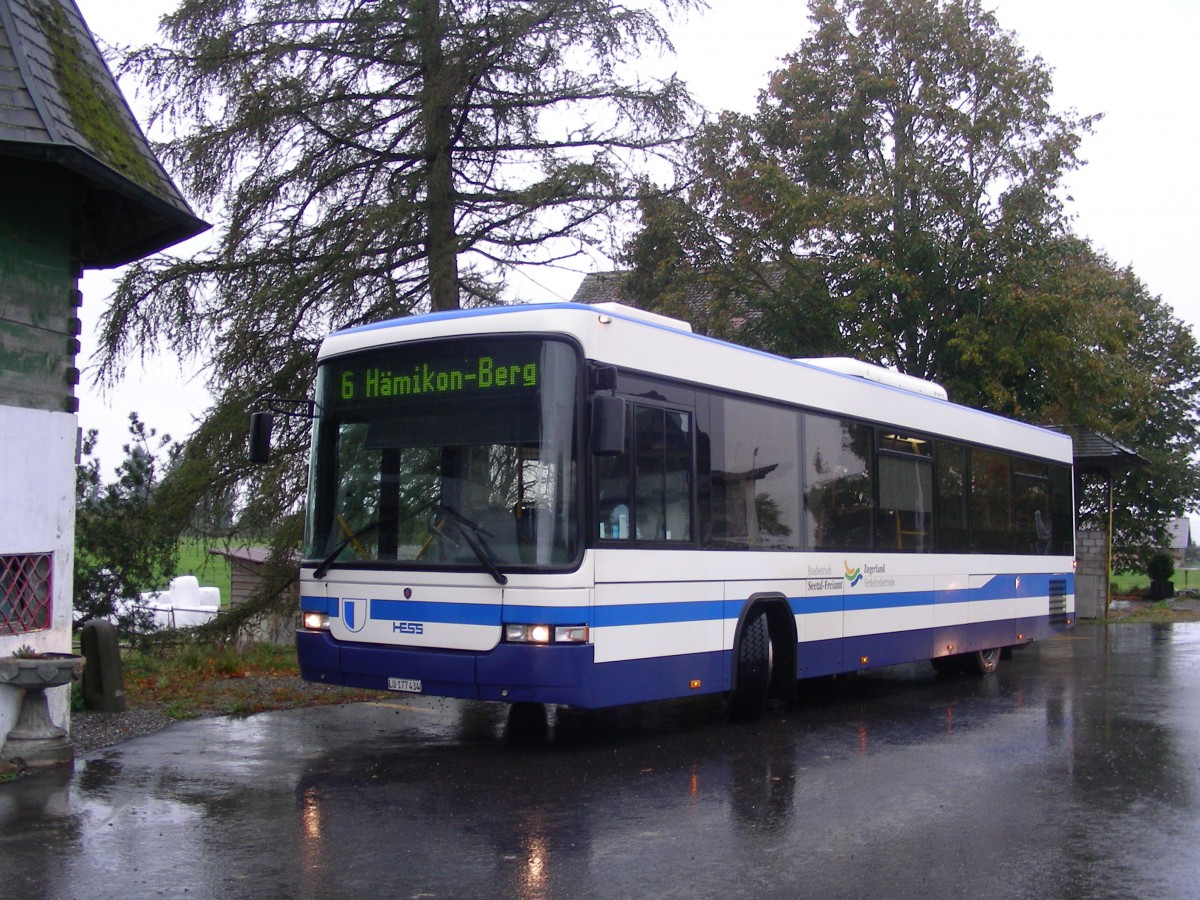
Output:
[
  {"xmin": 572, "ymin": 271, "xmax": 629, "ymax": 305},
  {"xmin": 572, "ymin": 269, "xmax": 766, "ymax": 335},
  {"xmin": 0, "ymin": 0, "xmax": 207, "ymax": 266}
]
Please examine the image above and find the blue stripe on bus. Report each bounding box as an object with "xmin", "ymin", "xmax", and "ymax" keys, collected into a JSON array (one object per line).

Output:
[
  {"xmin": 302, "ymin": 574, "xmax": 1069, "ymax": 628},
  {"xmin": 370, "ymin": 598, "xmax": 501, "ymax": 626},
  {"xmin": 301, "ymin": 595, "xmax": 337, "ymax": 615},
  {"xmin": 795, "ymin": 595, "xmax": 843, "ymax": 615}
]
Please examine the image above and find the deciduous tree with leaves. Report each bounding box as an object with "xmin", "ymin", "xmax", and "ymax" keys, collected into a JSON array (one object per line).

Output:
[
  {"xmin": 624, "ymin": 0, "xmax": 1200, "ymax": 559},
  {"xmin": 628, "ymin": 0, "xmax": 1096, "ymax": 369}
]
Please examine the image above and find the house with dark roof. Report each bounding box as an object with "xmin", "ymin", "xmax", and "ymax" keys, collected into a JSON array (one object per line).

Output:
[
  {"xmin": 571, "ymin": 269, "xmax": 760, "ymax": 335},
  {"xmin": 571, "ymin": 270, "xmax": 629, "ymax": 305},
  {"xmin": 1, "ymin": 0, "xmax": 207, "ymax": 764}
]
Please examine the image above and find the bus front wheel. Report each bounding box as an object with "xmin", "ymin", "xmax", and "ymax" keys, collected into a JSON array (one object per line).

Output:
[{"xmin": 730, "ymin": 608, "xmax": 773, "ymax": 722}]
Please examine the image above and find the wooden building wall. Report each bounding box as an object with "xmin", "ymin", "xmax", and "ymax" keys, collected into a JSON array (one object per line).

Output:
[{"xmin": 0, "ymin": 158, "xmax": 80, "ymax": 413}]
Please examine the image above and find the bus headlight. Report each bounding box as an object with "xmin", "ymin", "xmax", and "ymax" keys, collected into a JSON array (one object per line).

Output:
[
  {"xmin": 505, "ymin": 623, "xmax": 551, "ymax": 643},
  {"xmin": 302, "ymin": 612, "xmax": 330, "ymax": 631},
  {"xmin": 504, "ymin": 624, "xmax": 589, "ymax": 644}
]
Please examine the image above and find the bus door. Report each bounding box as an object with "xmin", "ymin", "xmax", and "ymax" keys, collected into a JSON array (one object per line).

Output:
[{"xmin": 592, "ymin": 398, "xmax": 719, "ymax": 697}]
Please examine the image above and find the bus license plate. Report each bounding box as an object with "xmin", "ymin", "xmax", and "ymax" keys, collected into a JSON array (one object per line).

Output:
[{"xmin": 388, "ymin": 677, "xmax": 422, "ymax": 693}]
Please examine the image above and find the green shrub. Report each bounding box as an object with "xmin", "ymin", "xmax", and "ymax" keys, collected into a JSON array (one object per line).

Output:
[{"xmin": 1148, "ymin": 552, "xmax": 1175, "ymax": 582}]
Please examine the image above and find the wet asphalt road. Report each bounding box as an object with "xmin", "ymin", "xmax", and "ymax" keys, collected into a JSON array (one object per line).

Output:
[{"xmin": 2, "ymin": 623, "xmax": 1200, "ymax": 900}]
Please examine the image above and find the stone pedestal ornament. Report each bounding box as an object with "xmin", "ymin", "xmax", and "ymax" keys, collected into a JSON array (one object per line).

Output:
[{"xmin": 0, "ymin": 653, "xmax": 86, "ymax": 768}]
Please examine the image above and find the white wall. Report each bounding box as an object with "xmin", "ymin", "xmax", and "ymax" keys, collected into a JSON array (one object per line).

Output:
[{"xmin": 0, "ymin": 406, "xmax": 77, "ymax": 743}]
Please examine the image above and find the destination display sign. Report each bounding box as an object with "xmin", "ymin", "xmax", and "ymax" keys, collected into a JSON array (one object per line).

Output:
[{"xmin": 325, "ymin": 338, "xmax": 546, "ymax": 408}]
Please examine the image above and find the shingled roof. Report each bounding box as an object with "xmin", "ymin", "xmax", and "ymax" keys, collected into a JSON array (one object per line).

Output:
[
  {"xmin": 572, "ymin": 271, "xmax": 631, "ymax": 304},
  {"xmin": 1049, "ymin": 425, "xmax": 1148, "ymax": 475},
  {"xmin": 0, "ymin": 0, "xmax": 207, "ymax": 266}
]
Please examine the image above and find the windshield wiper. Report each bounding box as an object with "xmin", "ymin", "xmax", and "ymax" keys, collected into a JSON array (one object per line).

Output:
[
  {"xmin": 437, "ymin": 505, "xmax": 509, "ymax": 586},
  {"xmin": 313, "ymin": 515, "xmax": 381, "ymax": 580},
  {"xmin": 315, "ymin": 505, "xmax": 509, "ymax": 586}
]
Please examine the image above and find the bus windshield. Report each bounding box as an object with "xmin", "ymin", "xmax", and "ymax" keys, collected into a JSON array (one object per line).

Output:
[{"xmin": 304, "ymin": 336, "xmax": 580, "ymax": 575}]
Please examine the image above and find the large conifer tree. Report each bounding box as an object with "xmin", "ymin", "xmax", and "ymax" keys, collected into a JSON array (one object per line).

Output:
[{"xmin": 94, "ymin": 0, "xmax": 699, "ymax": 564}]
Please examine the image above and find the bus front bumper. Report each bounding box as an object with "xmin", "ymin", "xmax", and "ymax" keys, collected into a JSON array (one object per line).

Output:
[{"xmin": 297, "ymin": 630, "xmax": 598, "ymax": 707}]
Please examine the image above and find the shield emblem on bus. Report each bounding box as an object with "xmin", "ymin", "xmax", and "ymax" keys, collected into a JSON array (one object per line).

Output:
[{"xmin": 342, "ymin": 598, "xmax": 368, "ymax": 633}]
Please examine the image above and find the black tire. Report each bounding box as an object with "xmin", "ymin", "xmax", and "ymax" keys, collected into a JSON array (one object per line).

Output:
[
  {"xmin": 968, "ymin": 647, "xmax": 1002, "ymax": 675},
  {"xmin": 730, "ymin": 608, "xmax": 773, "ymax": 722}
]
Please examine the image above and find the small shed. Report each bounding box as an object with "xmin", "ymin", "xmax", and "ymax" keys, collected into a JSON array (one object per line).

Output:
[{"xmin": 208, "ymin": 548, "xmax": 298, "ymax": 646}]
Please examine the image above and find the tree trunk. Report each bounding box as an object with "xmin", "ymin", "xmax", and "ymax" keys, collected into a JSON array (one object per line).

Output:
[{"xmin": 416, "ymin": 0, "xmax": 459, "ymax": 311}]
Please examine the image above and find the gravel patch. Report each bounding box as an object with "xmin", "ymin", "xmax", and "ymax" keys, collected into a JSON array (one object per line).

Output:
[
  {"xmin": 70, "ymin": 708, "xmax": 182, "ymax": 755},
  {"xmin": 67, "ymin": 675, "xmax": 374, "ymax": 755}
]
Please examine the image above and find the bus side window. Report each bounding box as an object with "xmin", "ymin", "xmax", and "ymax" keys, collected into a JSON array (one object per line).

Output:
[
  {"xmin": 935, "ymin": 440, "xmax": 969, "ymax": 552},
  {"xmin": 597, "ymin": 446, "xmax": 631, "ymax": 540},
  {"xmin": 631, "ymin": 406, "xmax": 693, "ymax": 542},
  {"xmin": 971, "ymin": 448, "xmax": 1014, "ymax": 552},
  {"xmin": 876, "ymin": 432, "xmax": 932, "ymax": 552},
  {"xmin": 804, "ymin": 414, "xmax": 874, "ymax": 551},
  {"xmin": 1014, "ymin": 460, "xmax": 1051, "ymax": 554}
]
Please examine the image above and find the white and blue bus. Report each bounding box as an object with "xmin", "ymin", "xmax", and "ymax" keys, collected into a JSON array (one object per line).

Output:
[{"xmin": 288, "ymin": 301, "xmax": 1074, "ymax": 719}]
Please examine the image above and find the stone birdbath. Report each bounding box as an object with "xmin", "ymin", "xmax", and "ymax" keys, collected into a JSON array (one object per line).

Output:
[{"xmin": 1, "ymin": 651, "xmax": 85, "ymax": 767}]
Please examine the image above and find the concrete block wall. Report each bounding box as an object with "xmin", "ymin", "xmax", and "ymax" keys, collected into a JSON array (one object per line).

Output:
[{"xmin": 1076, "ymin": 528, "xmax": 1108, "ymax": 619}]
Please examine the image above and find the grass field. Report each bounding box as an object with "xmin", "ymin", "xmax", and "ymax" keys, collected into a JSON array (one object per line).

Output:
[{"xmin": 1111, "ymin": 567, "xmax": 1199, "ymax": 594}]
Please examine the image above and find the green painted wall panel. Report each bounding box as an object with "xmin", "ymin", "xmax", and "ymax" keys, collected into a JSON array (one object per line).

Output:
[{"xmin": 0, "ymin": 161, "xmax": 78, "ymax": 412}]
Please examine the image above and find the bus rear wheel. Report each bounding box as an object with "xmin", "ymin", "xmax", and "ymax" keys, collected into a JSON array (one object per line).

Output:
[
  {"xmin": 969, "ymin": 647, "xmax": 1002, "ymax": 675},
  {"xmin": 932, "ymin": 647, "xmax": 1002, "ymax": 676},
  {"xmin": 730, "ymin": 608, "xmax": 773, "ymax": 722}
]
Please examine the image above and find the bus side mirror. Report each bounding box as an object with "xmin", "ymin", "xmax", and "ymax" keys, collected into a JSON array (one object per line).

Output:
[
  {"xmin": 591, "ymin": 396, "xmax": 626, "ymax": 455},
  {"xmin": 249, "ymin": 411, "xmax": 274, "ymax": 464}
]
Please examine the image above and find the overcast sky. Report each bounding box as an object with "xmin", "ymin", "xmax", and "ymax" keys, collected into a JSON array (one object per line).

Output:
[{"xmin": 72, "ymin": 0, "xmax": 1199, "ymax": 479}]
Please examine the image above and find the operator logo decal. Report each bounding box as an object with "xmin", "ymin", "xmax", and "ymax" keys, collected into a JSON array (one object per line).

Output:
[
  {"xmin": 844, "ymin": 562, "xmax": 863, "ymax": 587},
  {"xmin": 342, "ymin": 597, "xmax": 368, "ymax": 633}
]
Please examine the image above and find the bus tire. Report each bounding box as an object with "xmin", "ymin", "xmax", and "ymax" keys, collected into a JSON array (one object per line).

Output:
[
  {"xmin": 969, "ymin": 647, "xmax": 1002, "ymax": 675},
  {"xmin": 730, "ymin": 608, "xmax": 773, "ymax": 722}
]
